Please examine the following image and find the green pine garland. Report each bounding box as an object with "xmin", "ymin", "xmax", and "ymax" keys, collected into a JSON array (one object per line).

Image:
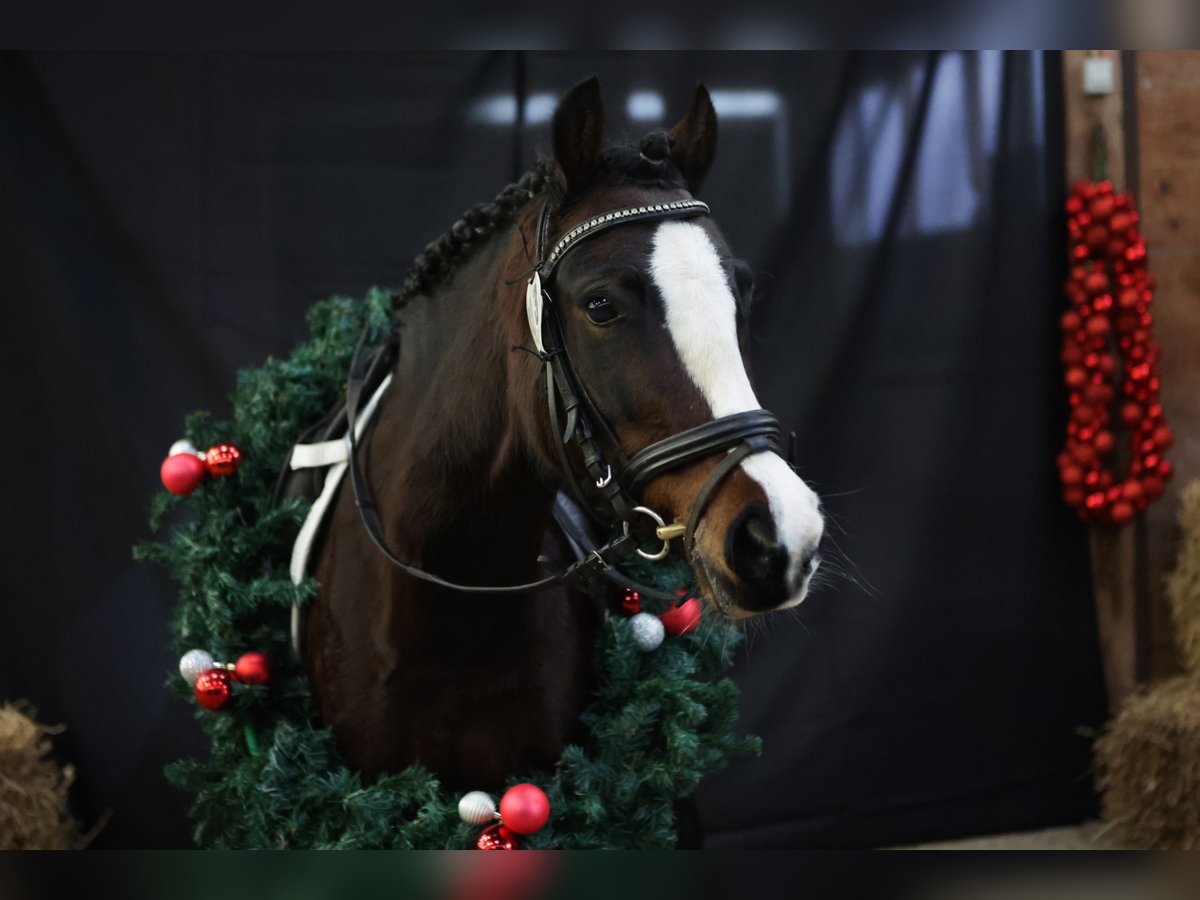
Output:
[{"xmin": 135, "ymin": 289, "xmax": 759, "ymax": 849}]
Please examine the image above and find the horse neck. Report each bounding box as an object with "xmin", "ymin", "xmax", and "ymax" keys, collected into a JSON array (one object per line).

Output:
[{"xmin": 365, "ymin": 224, "xmax": 555, "ymax": 592}]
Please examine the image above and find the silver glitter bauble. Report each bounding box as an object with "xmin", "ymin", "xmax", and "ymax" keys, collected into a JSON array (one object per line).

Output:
[
  {"xmin": 179, "ymin": 648, "xmax": 215, "ymax": 686},
  {"xmin": 629, "ymin": 612, "xmax": 665, "ymax": 651}
]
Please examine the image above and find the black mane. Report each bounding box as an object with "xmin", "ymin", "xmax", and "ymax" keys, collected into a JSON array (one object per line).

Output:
[{"xmin": 391, "ymin": 131, "xmax": 689, "ymax": 329}]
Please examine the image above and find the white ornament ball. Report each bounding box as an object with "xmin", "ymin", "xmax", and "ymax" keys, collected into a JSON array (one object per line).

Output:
[
  {"xmin": 629, "ymin": 612, "xmax": 665, "ymax": 651},
  {"xmin": 179, "ymin": 648, "xmax": 215, "ymax": 686},
  {"xmin": 458, "ymin": 790, "xmax": 498, "ymax": 825},
  {"xmin": 169, "ymin": 439, "xmax": 199, "ymax": 458}
]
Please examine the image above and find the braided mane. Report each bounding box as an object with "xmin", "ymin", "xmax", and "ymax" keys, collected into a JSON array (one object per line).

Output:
[
  {"xmin": 391, "ymin": 132, "xmax": 688, "ymax": 329},
  {"xmin": 391, "ymin": 162, "xmax": 554, "ymax": 328}
]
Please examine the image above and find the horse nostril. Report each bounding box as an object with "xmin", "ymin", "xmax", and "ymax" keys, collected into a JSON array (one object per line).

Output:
[{"xmin": 725, "ymin": 504, "xmax": 789, "ymax": 611}]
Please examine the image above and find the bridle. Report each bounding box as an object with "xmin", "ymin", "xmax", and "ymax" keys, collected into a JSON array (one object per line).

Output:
[{"xmin": 344, "ymin": 194, "xmax": 783, "ymax": 598}]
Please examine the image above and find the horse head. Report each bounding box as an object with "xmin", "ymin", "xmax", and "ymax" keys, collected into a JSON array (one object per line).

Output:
[{"xmin": 512, "ymin": 78, "xmax": 825, "ymax": 617}]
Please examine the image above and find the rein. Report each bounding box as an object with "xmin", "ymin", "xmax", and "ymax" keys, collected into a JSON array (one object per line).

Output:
[{"xmin": 342, "ymin": 196, "xmax": 783, "ymax": 597}]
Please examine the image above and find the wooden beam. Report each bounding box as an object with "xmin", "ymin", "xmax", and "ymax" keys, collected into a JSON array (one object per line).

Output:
[{"xmin": 1062, "ymin": 51, "xmax": 1145, "ymax": 711}]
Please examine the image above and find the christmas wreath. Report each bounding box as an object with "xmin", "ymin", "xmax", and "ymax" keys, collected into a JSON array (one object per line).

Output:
[{"xmin": 135, "ymin": 288, "xmax": 758, "ymax": 849}]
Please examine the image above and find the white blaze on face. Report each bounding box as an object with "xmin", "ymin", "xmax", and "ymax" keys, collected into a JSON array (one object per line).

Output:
[{"xmin": 649, "ymin": 220, "xmax": 824, "ymax": 604}]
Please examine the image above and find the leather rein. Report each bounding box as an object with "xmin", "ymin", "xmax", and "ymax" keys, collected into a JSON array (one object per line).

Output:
[{"xmin": 343, "ymin": 195, "xmax": 783, "ymax": 598}]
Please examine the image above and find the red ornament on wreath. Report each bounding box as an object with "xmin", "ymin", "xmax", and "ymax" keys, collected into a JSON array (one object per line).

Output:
[
  {"xmin": 193, "ymin": 668, "xmax": 234, "ymax": 711},
  {"xmin": 660, "ymin": 595, "xmax": 703, "ymax": 636},
  {"xmin": 1056, "ymin": 178, "xmax": 1173, "ymax": 525},
  {"xmin": 476, "ymin": 823, "xmax": 519, "ymax": 851},
  {"xmin": 498, "ymin": 783, "xmax": 550, "ymax": 835},
  {"xmin": 204, "ymin": 443, "xmax": 243, "ymax": 478},
  {"xmin": 234, "ymin": 652, "xmax": 271, "ymax": 686},
  {"xmin": 161, "ymin": 452, "xmax": 207, "ymax": 496},
  {"xmin": 620, "ymin": 587, "xmax": 642, "ymax": 615}
]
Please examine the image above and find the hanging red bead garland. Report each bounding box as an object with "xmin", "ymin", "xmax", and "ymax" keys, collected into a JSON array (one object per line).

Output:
[{"xmin": 1057, "ymin": 179, "xmax": 1173, "ymax": 526}]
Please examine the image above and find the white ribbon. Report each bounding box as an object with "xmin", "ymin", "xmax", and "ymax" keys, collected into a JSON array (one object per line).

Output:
[
  {"xmin": 526, "ymin": 271, "xmax": 545, "ymax": 354},
  {"xmin": 288, "ymin": 373, "xmax": 393, "ymax": 656}
]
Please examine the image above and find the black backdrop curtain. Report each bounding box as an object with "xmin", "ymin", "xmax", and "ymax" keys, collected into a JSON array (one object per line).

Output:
[{"xmin": 0, "ymin": 51, "xmax": 1106, "ymax": 849}]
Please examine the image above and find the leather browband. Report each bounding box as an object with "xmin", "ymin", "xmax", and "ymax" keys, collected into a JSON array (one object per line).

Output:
[{"xmin": 538, "ymin": 199, "xmax": 710, "ymax": 278}]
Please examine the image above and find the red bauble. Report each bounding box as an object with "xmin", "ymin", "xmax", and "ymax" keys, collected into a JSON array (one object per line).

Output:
[
  {"xmin": 234, "ymin": 652, "xmax": 271, "ymax": 686},
  {"xmin": 161, "ymin": 453, "xmax": 207, "ymax": 496},
  {"xmin": 620, "ymin": 588, "xmax": 642, "ymax": 615},
  {"xmin": 1070, "ymin": 444, "xmax": 1096, "ymax": 466},
  {"xmin": 193, "ymin": 668, "xmax": 233, "ymax": 710},
  {"xmin": 204, "ymin": 443, "xmax": 243, "ymax": 478},
  {"xmin": 476, "ymin": 824, "xmax": 519, "ymax": 851},
  {"xmin": 1085, "ymin": 226, "xmax": 1109, "ymax": 249},
  {"xmin": 499, "ymin": 784, "xmax": 550, "ymax": 835},
  {"xmin": 1089, "ymin": 195, "xmax": 1115, "ymax": 220},
  {"xmin": 660, "ymin": 597, "xmax": 703, "ymax": 636},
  {"xmin": 1110, "ymin": 501, "xmax": 1135, "ymax": 525},
  {"xmin": 1083, "ymin": 271, "xmax": 1109, "ymax": 294},
  {"xmin": 1120, "ymin": 403, "xmax": 1143, "ymax": 427},
  {"xmin": 1121, "ymin": 481, "xmax": 1143, "ymax": 502}
]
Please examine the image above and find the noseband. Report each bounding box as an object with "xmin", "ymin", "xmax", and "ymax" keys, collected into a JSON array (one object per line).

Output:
[{"xmin": 342, "ymin": 196, "xmax": 783, "ymax": 597}]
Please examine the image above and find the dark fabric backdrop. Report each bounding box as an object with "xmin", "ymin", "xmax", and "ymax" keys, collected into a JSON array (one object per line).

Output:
[{"xmin": 0, "ymin": 51, "xmax": 1107, "ymax": 849}]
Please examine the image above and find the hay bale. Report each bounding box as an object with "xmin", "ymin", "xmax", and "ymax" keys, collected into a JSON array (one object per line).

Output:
[
  {"xmin": 1096, "ymin": 676, "xmax": 1200, "ymax": 849},
  {"xmin": 0, "ymin": 703, "xmax": 80, "ymax": 850},
  {"xmin": 1166, "ymin": 480, "xmax": 1200, "ymax": 672}
]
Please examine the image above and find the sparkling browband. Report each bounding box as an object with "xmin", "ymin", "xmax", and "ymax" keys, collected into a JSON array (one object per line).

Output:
[{"xmin": 541, "ymin": 199, "xmax": 710, "ymax": 277}]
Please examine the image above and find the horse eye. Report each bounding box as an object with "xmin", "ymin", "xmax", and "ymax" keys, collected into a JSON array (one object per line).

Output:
[{"xmin": 584, "ymin": 296, "xmax": 618, "ymax": 326}]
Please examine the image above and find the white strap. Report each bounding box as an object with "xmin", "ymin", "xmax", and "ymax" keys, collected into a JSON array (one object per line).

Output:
[
  {"xmin": 290, "ymin": 439, "xmax": 348, "ymax": 470},
  {"xmin": 289, "ymin": 459, "xmax": 349, "ymax": 586},
  {"xmin": 288, "ymin": 373, "xmax": 393, "ymax": 655},
  {"xmin": 353, "ymin": 374, "xmax": 393, "ymax": 442}
]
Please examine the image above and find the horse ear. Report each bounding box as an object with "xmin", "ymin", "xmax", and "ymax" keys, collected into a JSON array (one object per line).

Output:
[
  {"xmin": 669, "ymin": 84, "xmax": 718, "ymax": 194},
  {"xmin": 553, "ymin": 76, "xmax": 606, "ymax": 192}
]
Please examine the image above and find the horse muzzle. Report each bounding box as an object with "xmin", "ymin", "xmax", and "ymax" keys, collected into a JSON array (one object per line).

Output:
[{"xmin": 647, "ymin": 451, "xmax": 824, "ymax": 618}]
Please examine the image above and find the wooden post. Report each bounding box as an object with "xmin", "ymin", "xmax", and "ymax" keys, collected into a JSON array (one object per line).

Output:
[{"xmin": 1062, "ymin": 51, "xmax": 1144, "ymax": 711}]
